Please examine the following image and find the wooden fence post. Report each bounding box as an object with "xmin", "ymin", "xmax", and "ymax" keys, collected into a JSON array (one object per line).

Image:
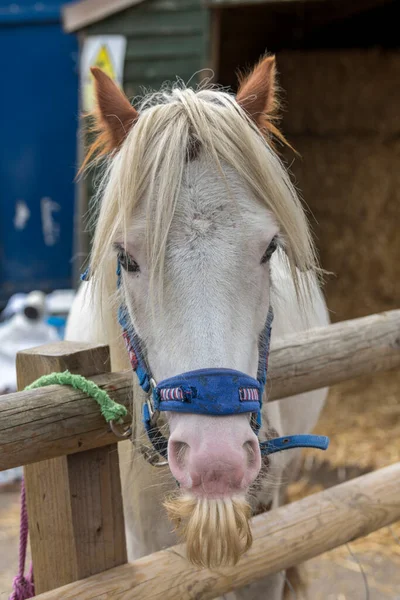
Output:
[{"xmin": 17, "ymin": 342, "xmax": 127, "ymax": 594}]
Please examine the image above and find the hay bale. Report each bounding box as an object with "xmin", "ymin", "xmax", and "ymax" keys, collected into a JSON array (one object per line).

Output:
[
  {"xmin": 287, "ymin": 370, "xmax": 400, "ymax": 591},
  {"xmin": 280, "ymin": 48, "xmax": 400, "ymax": 592},
  {"xmin": 284, "ymin": 137, "xmax": 400, "ymax": 321},
  {"xmin": 278, "ymin": 49, "xmax": 400, "ymax": 136}
]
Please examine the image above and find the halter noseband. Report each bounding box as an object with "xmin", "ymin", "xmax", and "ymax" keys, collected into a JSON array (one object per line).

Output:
[{"xmin": 82, "ymin": 265, "xmax": 329, "ymax": 464}]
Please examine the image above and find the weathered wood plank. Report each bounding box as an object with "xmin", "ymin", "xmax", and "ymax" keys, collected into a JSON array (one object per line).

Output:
[
  {"xmin": 19, "ymin": 343, "xmax": 127, "ymax": 593},
  {"xmin": 125, "ymin": 35, "xmax": 204, "ymax": 59},
  {"xmin": 63, "ymin": 0, "xmax": 202, "ymax": 33},
  {"xmin": 0, "ymin": 370, "xmax": 132, "ymax": 470},
  {"xmin": 34, "ymin": 462, "xmax": 400, "ymax": 600},
  {"xmin": 1, "ymin": 310, "xmax": 399, "ymax": 471},
  {"xmin": 207, "ymin": 0, "xmax": 386, "ymax": 7},
  {"xmin": 124, "ymin": 58, "xmax": 199, "ymax": 83},
  {"xmin": 87, "ymin": 8, "xmax": 204, "ymax": 36},
  {"xmin": 267, "ymin": 308, "xmax": 400, "ymax": 399},
  {"xmin": 62, "ymin": 0, "xmax": 146, "ymax": 33},
  {"xmin": 67, "ymin": 447, "xmax": 127, "ymax": 574},
  {"xmin": 17, "ymin": 341, "xmax": 110, "ymax": 380}
]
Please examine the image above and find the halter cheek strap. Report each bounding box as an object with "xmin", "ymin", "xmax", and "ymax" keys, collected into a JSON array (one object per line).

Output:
[{"xmin": 81, "ymin": 265, "xmax": 329, "ymax": 462}]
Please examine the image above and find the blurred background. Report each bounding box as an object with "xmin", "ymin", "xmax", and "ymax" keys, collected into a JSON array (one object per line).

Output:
[{"xmin": 0, "ymin": 0, "xmax": 399, "ymax": 598}]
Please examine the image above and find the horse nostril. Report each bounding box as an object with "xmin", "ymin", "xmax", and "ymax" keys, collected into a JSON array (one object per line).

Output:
[
  {"xmin": 243, "ymin": 439, "xmax": 259, "ymax": 466},
  {"xmin": 169, "ymin": 440, "xmax": 189, "ymax": 466}
]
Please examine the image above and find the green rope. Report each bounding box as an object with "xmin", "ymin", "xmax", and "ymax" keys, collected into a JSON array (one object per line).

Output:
[{"xmin": 25, "ymin": 370, "xmax": 128, "ymax": 424}]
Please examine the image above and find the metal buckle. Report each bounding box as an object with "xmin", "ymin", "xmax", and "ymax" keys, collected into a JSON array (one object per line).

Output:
[
  {"xmin": 250, "ymin": 412, "xmax": 260, "ymax": 433},
  {"xmin": 138, "ymin": 444, "xmax": 168, "ymax": 468},
  {"xmin": 146, "ymin": 378, "xmax": 160, "ymax": 426},
  {"xmin": 141, "ymin": 378, "xmax": 169, "ymax": 467},
  {"xmin": 109, "ymin": 420, "xmax": 132, "ymax": 439}
]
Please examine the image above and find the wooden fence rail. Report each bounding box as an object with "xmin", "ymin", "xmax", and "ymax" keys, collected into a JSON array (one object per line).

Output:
[
  {"xmin": 1, "ymin": 309, "xmax": 399, "ymax": 471},
  {"xmin": 33, "ymin": 462, "xmax": 400, "ymax": 600}
]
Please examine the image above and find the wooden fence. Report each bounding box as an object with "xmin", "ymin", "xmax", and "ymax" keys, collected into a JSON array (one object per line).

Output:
[{"xmin": 1, "ymin": 309, "xmax": 399, "ymax": 599}]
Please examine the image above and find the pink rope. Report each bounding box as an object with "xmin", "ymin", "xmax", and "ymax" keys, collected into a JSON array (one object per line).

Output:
[{"xmin": 9, "ymin": 478, "xmax": 35, "ymax": 600}]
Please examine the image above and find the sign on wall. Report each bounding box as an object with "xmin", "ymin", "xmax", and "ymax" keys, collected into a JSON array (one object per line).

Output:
[{"xmin": 80, "ymin": 35, "xmax": 127, "ymax": 112}]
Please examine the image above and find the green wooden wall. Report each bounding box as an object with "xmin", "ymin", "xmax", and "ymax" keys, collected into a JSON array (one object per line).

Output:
[{"xmin": 85, "ymin": 0, "xmax": 210, "ymax": 97}]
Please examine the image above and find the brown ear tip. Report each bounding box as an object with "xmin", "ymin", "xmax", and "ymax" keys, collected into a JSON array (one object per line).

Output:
[
  {"xmin": 90, "ymin": 66, "xmax": 107, "ymax": 81},
  {"xmin": 261, "ymin": 55, "xmax": 276, "ymax": 69}
]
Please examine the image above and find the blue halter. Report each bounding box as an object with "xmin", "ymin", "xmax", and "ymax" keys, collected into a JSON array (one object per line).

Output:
[{"xmin": 81, "ymin": 265, "xmax": 329, "ymax": 461}]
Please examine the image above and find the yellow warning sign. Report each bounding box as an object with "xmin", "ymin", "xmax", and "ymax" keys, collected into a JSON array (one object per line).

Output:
[
  {"xmin": 92, "ymin": 45, "xmax": 116, "ymax": 79},
  {"xmin": 81, "ymin": 36, "xmax": 127, "ymax": 112}
]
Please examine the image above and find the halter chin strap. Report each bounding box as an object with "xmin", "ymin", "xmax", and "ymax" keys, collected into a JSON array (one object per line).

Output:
[{"xmin": 82, "ymin": 265, "xmax": 329, "ymax": 462}]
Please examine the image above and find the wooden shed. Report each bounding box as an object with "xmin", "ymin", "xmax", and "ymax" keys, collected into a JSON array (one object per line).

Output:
[
  {"xmin": 63, "ymin": 0, "xmax": 399, "ymax": 322},
  {"xmin": 63, "ymin": 0, "xmax": 210, "ymax": 96}
]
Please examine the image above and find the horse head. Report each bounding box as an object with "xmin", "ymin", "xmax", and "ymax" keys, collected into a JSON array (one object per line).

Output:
[{"xmin": 85, "ymin": 57, "xmax": 320, "ymax": 567}]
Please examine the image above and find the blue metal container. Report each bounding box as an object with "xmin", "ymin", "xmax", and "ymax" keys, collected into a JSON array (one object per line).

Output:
[{"xmin": 0, "ymin": 1, "xmax": 78, "ymax": 305}]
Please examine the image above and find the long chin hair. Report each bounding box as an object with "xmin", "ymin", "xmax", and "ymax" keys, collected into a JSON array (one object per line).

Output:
[{"xmin": 164, "ymin": 493, "xmax": 252, "ymax": 568}]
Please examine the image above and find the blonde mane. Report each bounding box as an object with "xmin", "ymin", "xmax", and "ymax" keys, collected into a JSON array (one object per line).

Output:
[{"xmin": 88, "ymin": 83, "xmax": 317, "ymax": 314}]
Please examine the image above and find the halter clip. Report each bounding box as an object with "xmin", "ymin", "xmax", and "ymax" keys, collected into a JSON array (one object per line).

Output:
[{"xmin": 109, "ymin": 420, "xmax": 132, "ymax": 439}]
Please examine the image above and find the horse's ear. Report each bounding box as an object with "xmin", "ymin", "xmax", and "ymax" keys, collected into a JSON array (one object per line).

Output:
[
  {"xmin": 88, "ymin": 67, "xmax": 138, "ymax": 155},
  {"xmin": 236, "ymin": 56, "xmax": 277, "ymax": 127}
]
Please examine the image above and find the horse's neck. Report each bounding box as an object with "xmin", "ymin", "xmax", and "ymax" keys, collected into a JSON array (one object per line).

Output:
[
  {"xmin": 270, "ymin": 254, "xmax": 328, "ymax": 342},
  {"xmin": 261, "ymin": 255, "xmax": 329, "ymax": 503}
]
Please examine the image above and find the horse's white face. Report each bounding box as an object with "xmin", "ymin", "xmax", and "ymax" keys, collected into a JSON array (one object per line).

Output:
[{"xmin": 117, "ymin": 155, "xmax": 279, "ymax": 496}]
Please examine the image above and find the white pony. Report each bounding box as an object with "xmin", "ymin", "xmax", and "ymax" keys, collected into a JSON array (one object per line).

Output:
[{"xmin": 66, "ymin": 57, "xmax": 328, "ymax": 599}]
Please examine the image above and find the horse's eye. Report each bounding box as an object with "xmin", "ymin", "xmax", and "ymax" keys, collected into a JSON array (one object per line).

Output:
[
  {"xmin": 114, "ymin": 244, "xmax": 140, "ymax": 273},
  {"xmin": 261, "ymin": 236, "xmax": 278, "ymax": 264}
]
